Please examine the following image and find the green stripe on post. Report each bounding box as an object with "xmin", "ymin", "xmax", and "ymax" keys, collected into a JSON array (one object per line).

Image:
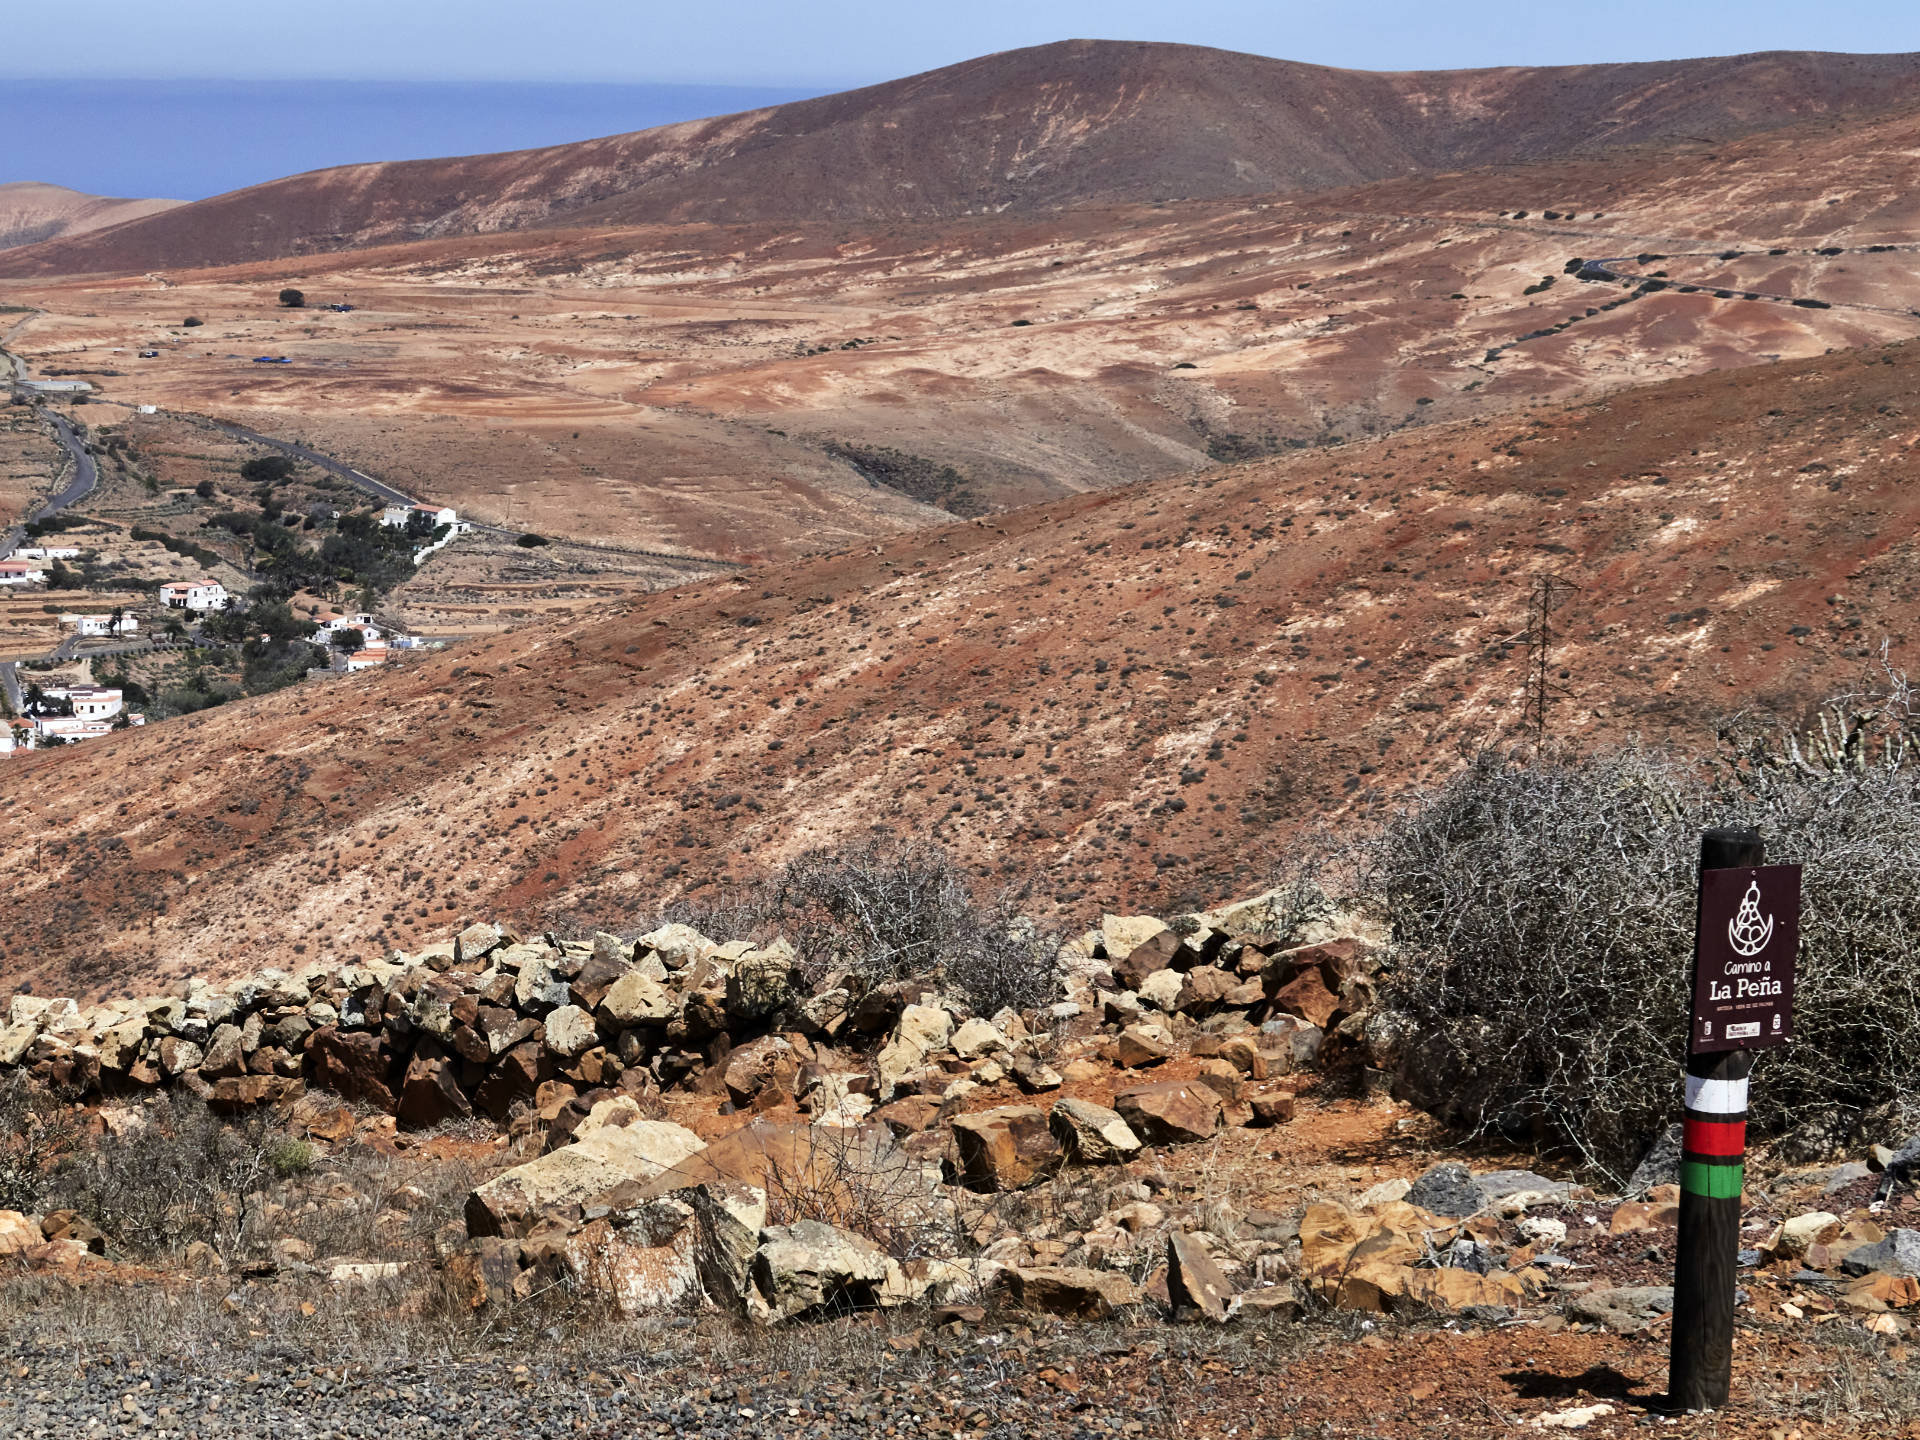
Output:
[{"xmin": 1681, "ymin": 1160, "xmax": 1744, "ymax": 1200}]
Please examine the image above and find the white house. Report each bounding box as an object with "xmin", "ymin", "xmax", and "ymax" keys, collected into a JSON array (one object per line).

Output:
[
  {"xmin": 0, "ymin": 559, "xmax": 47, "ymax": 586},
  {"xmin": 14, "ymin": 546, "xmax": 80, "ymax": 561},
  {"xmin": 61, "ymin": 613, "xmax": 138, "ymax": 637},
  {"xmin": 313, "ymin": 610, "xmax": 382, "ymax": 643},
  {"xmin": 29, "ymin": 716, "xmax": 115, "ymax": 745},
  {"xmin": 331, "ymin": 647, "xmax": 389, "ymax": 674},
  {"xmin": 380, "ymin": 502, "xmax": 459, "ymax": 531},
  {"xmin": 43, "ymin": 685, "xmax": 124, "ymax": 720},
  {"xmin": 159, "ymin": 579, "xmax": 230, "ymax": 611}
]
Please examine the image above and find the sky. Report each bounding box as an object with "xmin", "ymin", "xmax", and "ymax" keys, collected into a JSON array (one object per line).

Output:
[
  {"xmin": 6, "ymin": 0, "xmax": 1917, "ymax": 83},
  {"xmin": 7, "ymin": 1, "xmax": 1920, "ymax": 199}
]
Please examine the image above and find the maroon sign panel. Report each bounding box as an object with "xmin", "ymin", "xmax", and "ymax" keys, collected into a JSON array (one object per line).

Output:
[{"xmin": 1689, "ymin": 864, "xmax": 1801, "ymax": 1054}]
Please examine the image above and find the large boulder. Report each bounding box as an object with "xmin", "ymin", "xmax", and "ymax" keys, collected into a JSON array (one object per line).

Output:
[
  {"xmin": 1003, "ymin": 1265, "xmax": 1141, "ymax": 1318},
  {"xmin": 396, "ymin": 1048, "xmax": 470, "ymax": 1128},
  {"xmin": 598, "ymin": 971, "xmax": 674, "ymax": 1026},
  {"xmin": 1048, "ymin": 1098, "xmax": 1142, "ymax": 1165},
  {"xmin": 642, "ymin": 1121, "xmax": 932, "ymax": 1234},
  {"xmin": 1114, "ymin": 1080, "xmax": 1222, "ymax": 1146},
  {"xmin": 876, "ymin": 1004, "xmax": 952, "ymax": 1099},
  {"xmin": 306, "ymin": 1025, "xmax": 397, "ymax": 1109},
  {"xmin": 748, "ymin": 1220, "xmax": 894, "ymax": 1324},
  {"xmin": 1167, "ymin": 1231, "xmax": 1237, "ymax": 1322},
  {"xmin": 465, "ymin": 1104, "xmax": 705, "ymax": 1237},
  {"xmin": 559, "ymin": 1201, "xmax": 703, "ymax": 1315},
  {"xmin": 952, "ymin": 1105, "xmax": 1063, "ymax": 1191},
  {"xmin": 722, "ymin": 1036, "xmax": 800, "ymax": 1107}
]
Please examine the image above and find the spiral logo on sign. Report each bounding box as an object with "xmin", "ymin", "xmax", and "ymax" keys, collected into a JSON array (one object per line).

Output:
[{"xmin": 1727, "ymin": 879, "xmax": 1775, "ymax": 957}]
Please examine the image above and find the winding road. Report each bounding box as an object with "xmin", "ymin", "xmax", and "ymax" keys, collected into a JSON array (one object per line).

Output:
[{"xmin": 177, "ymin": 412, "xmax": 743, "ymax": 572}]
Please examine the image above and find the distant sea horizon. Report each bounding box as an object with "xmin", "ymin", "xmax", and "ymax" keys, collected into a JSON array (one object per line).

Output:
[{"xmin": 3, "ymin": 78, "xmax": 834, "ymax": 201}]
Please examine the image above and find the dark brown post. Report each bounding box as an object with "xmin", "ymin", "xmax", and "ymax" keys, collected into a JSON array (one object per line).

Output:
[{"xmin": 1668, "ymin": 828, "xmax": 1763, "ymax": 1412}]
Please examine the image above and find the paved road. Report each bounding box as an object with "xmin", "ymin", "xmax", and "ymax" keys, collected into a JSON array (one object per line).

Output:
[
  {"xmin": 176, "ymin": 413, "xmax": 743, "ymax": 572},
  {"xmin": 0, "ymin": 661, "xmax": 19, "ymax": 716},
  {"xmin": 188, "ymin": 415, "xmax": 418, "ymax": 509},
  {"xmin": 31, "ymin": 413, "xmax": 98, "ymax": 521}
]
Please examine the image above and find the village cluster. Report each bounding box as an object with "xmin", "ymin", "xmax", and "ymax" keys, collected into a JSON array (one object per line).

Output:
[{"xmin": 1, "ymin": 501, "xmax": 460, "ymax": 756}]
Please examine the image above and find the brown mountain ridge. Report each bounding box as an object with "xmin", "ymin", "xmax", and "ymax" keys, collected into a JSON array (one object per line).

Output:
[
  {"xmin": 7, "ymin": 40, "xmax": 1920, "ymax": 276},
  {"xmin": 0, "ymin": 182, "xmax": 183, "ymax": 253}
]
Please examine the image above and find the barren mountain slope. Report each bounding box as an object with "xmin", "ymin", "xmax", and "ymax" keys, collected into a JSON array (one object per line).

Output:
[
  {"xmin": 7, "ymin": 40, "xmax": 1920, "ymax": 275},
  {"xmin": 4, "ymin": 338, "xmax": 1916, "ymax": 998},
  {"xmin": 6, "ymin": 95, "xmax": 1920, "ymax": 557},
  {"xmin": 0, "ymin": 182, "xmax": 182, "ymax": 252}
]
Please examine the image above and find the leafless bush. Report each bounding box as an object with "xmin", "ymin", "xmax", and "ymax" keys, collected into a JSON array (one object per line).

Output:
[
  {"xmin": 0, "ymin": 1075, "xmax": 79, "ymax": 1213},
  {"xmin": 1363, "ymin": 679, "xmax": 1920, "ymax": 1180},
  {"xmin": 768, "ymin": 838, "xmax": 1061, "ymax": 1014},
  {"xmin": 39, "ymin": 1092, "xmax": 275, "ymax": 1258},
  {"xmin": 760, "ymin": 1124, "xmax": 961, "ymax": 1262}
]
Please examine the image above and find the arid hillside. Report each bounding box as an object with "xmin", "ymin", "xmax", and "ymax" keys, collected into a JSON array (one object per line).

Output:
[
  {"xmin": 6, "ymin": 41, "xmax": 1920, "ymax": 275},
  {"xmin": 0, "ymin": 182, "xmax": 182, "ymax": 252},
  {"xmin": 3, "ymin": 335, "xmax": 1915, "ymax": 998},
  {"xmin": 5, "ymin": 91, "xmax": 1920, "ymax": 563}
]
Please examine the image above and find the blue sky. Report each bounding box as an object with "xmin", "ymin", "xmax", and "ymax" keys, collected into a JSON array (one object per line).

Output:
[{"xmin": 9, "ymin": 0, "xmax": 1919, "ymax": 83}]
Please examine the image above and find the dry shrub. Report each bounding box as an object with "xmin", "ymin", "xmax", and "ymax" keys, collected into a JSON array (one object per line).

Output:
[
  {"xmin": 39, "ymin": 1092, "xmax": 274, "ymax": 1257},
  {"xmin": 759, "ymin": 1124, "xmax": 961, "ymax": 1261},
  {"xmin": 0, "ymin": 1075, "xmax": 78, "ymax": 1213},
  {"xmin": 768, "ymin": 838, "xmax": 1061, "ymax": 1015},
  {"xmin": 1364, "ymin": 676, "xmax": 1920, "ymax": 1180}
]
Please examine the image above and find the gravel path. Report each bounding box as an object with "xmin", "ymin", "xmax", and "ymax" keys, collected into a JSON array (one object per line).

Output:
[{"xmin": 0, "ymin": 1319, "xmax": 1185, "ymax": 1440}]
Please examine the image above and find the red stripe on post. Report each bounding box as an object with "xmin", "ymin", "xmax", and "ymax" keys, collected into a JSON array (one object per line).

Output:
[{"xmin": 1683, "ymin": 1117, "xmax": 1746, "ymax": 1157}]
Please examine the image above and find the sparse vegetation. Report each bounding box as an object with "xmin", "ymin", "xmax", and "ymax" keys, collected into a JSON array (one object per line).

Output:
[
  {"xmin": 764, "ymin": 838, "xmax": 1062, "ymax": 1015},
  {"xmin": 1364, "ymin": 675, "xmax": 1920, "ymax": 1179}
]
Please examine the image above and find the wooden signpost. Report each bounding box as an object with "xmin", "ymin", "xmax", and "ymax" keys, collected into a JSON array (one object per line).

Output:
[{"xmin": 1668, "ymin": 829, "xmax": 1801, "ymax": 1412}]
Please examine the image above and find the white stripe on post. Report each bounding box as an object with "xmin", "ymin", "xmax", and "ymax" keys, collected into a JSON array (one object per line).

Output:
[{"xmin": 1685, "ymin": 1074, "xmax": 1751, "ymax": 1114}]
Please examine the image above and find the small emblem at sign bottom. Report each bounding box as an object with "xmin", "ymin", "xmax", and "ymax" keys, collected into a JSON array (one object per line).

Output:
[{"xmin": 1724, "ymin": 1022, "xmax": 1760, "ymax": 1040}]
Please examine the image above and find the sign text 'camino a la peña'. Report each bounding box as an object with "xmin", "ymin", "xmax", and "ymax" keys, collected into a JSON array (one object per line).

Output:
[{"xmin": 1688, "ymin": 864, "xmax": 1800, "ymax": 1054}]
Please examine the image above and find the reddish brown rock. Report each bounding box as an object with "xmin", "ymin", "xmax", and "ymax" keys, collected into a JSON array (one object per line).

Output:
[
  {"xmin": 1270, "ymin": 967, "xmax": 1341, "ymax": 1029},
  {"xmin": 1249, "ymin": 1092, "xmax": 1297, "ymax": 1127},
  {"xmin": 207, "ymin": 1074, "xmax": 300, "ymax": 1112},
  {"xmin": 1004, "ymin": 1265, "xmax": 1141, "ymax": 1318},
  {"xmin": 1167, "ymin": 1231, "xmax": 1237, "ymax": 1322},
  {"xmin": 951, "ymin": 1105, "xmax": 1063, "ymax": 1191},
  {"xmin": 1112, "ymin": 930, "xmax": 1180, "ymax": 990},
  {"xmin": 1113, "ymin": 1023, "xmax": 1173, "ymax": 1069},
  {"xmin": 871, "ymin": 1095, "xmax": 945, "ymax": 1136},
  {"xmin": 307, "ymin": 1025, "xmax": 396, "ymax": 1110},
  {"xmin": 474, "ymin": 1039, "xmax": 549, "ymax": 1121},
  {"xmin": 1176, "ymin": 966, "xmax": 1237, "ymax": 1013},
  {"xmin": 398, "ymin": 1047, "xmax": 472, "ymax": 1128},
  {"xmin": 722, "ymin": 1035, "xmax": 799, "ymax": 1106},
  {"xmin": 1114, "ymin": 1080, "xmax": 1221, "ymax": 1146}
]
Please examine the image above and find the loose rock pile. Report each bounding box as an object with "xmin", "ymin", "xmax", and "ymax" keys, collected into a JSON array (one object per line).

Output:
[
  {"xmin": 6, "ymin": 890, "xmax": 1913, "ymax": 1338},
  {"xmin": 0, "ymin": 889, "xmax": 1389, "ymax": 1323}
]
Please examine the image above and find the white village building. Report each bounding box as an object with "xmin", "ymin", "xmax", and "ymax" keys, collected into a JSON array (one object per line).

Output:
[
  {"xmin": 61, "ymin": 613, "xmax": 139, "ymax": 637},
  {"xmin": 159, "ymin": 579, "xmax": 230, "ymax": 611}
]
